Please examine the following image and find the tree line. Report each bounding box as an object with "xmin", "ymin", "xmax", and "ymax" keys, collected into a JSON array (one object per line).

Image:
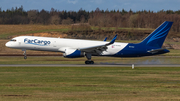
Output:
[{"xmin": 0, "ymin": 6, "xmax": 180, "ymax": 32}]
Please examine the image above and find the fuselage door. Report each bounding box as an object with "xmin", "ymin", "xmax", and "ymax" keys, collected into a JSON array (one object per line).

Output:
[
  {"xmin": 18, "ymin": 39, "xmax": 21, "ymax": 46},
  {"xmin": 53, "ymin": 41, "xmax": 56, "ymax": 47}
]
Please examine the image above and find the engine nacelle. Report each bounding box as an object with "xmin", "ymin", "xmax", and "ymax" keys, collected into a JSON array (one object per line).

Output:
[{"xmin": 63, "ymin": 48, "xmax": 84, "ymax": 58}]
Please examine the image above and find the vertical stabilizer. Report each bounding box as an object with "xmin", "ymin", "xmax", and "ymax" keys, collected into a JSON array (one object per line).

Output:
[{"xmin": 140, "ymin": 21, "xmax": 173, "ymax": 48}]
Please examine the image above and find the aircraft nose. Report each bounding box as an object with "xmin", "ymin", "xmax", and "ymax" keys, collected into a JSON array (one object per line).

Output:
[{"xmin": 5, "ymin": 42, "xmax": 11, "ymax": 47}]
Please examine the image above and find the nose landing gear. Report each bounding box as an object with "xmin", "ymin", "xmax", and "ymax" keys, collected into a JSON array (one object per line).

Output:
[{"xmin": 22, "ymin": 49, "xmax": 27, "ymax": 59}]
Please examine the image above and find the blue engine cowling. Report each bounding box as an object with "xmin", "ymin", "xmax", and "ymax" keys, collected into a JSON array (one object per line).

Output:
[{"xmin": 63, "ymin": 48, "xmax": 84, "ymax": 58}]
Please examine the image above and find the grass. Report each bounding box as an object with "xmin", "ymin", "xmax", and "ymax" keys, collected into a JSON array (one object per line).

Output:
[
  {"xmin": 0, "ymin": 55, "xmax": 180, "ymax": 65},
  {"xmin": 0, "ymin": 24, "xmax": 180, "ymax": 100},
  {"xmin": 0, "ymin": 25, "xmax": 70, "ymax": 39},
  {"xmin": 0, "ymin": 67, "xmax": 180, "ymax": 101},
  {"xmin": 91, "ymin": 26, "xmax": 154, "ymax": 31},
  {"xmin": 164, "ymin": 49, "xmax": 180, "ymax": 56},
  {"xmin": 1, "ymin": 28, "xmax": 70, "ymax": 39},
  {"xmin": 0, "ymin": 24, "xmax": 153, "ymax": 39}
]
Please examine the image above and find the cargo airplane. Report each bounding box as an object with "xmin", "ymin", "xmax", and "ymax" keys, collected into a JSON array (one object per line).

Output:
[{"xmin": 6, "ymin": 21, "xmax": 173, "ymax": 64}]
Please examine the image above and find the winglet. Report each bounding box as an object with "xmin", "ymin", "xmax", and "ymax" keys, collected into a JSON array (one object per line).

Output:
[
  {"xmin": 104, "ymin": 37, "xmax": 107, "ymax": 41},
  {"xmin": 79, "ymin": 35, "xmax": 117, "ymax": 52},
  {"xmin": 110, "ymin": 35, "xmax": 117, "ymax": 44},
  {"xmin": 106, "ymin": 35, "xmax": 117, "ymax": 45}
]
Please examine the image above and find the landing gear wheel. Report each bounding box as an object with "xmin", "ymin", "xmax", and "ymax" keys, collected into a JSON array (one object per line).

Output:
[
  {"xmin": 85, "ymin": 53, "xmax": 94, "ymax": 64},
  {"xmin": 85, "ymin": 61, "xmax": 94, "ymax": 64},
  {"xmin": 24, "ymin": 56, "xmax": 27, "ymax": 59},
  {"xmin": 22, "ymin": 49, "xmax": 27, "ymax": 59}
]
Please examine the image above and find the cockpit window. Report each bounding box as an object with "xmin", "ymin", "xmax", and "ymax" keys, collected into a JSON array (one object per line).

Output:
[{"xmin": 10, "ymin": 39, "xmax": 16, "ymax": 42}]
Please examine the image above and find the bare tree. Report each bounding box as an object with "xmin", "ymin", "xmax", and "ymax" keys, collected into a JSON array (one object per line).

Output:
[
  {"xmin": 129, "ymin": 14, "xmax": 138, "ymax": 27},
  {"xmin": 80, "ymin": 15, "xmax": 85, "ymax": 23},
  {"xmin": 27, "ymin": 10, "xmax": 38, "ymax": 24},
  {"xmin": 50, "ymin": 15, "xmax": 61, "ymax": 25},
  {"xmin": 62, "ymin": 17, "xmax": 74, "ymax": 25}
]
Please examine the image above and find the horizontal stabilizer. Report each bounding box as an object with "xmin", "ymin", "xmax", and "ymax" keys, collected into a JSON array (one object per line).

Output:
[{"xmin": 147, "ymin": 48, "xmax": 167, "ymax": 54}]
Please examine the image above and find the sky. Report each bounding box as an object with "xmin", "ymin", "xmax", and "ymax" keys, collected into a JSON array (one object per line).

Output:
[{"xmin": 0, "ymin": 0, "xmax": 180, "ymax": 12}]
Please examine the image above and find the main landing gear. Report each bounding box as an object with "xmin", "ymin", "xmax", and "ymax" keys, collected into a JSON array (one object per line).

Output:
[
  {"xmin": 85, "ymin": 60, "xmax": 94, "ymax": 64},
  {"xmin": 85, "ymin": 53, "xmax": 94, "ymax": 64},
  {"xmin": 22, "ymin": 49, "xmax": 27, "ymax": 59}
]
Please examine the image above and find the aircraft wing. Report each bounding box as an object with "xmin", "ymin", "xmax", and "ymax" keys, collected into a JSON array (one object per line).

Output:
[{"xmin": 78, "ymin": 35, "xmax": 117, "ymax": 55}]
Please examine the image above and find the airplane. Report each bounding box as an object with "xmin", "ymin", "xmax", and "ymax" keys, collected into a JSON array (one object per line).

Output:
[{"xmin": 5, "ymin": 21, "xmax": 173, "ymax": 64}]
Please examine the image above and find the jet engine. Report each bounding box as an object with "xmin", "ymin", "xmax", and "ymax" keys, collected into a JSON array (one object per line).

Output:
[{"xmin": 63, "ymin": 48, "xmax": 84, "ymax": 58}]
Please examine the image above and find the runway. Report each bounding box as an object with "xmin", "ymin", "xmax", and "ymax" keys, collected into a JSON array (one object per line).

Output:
[{"xmin": 0, "ymin": 64, "xmax": 180, "ymax": 67}]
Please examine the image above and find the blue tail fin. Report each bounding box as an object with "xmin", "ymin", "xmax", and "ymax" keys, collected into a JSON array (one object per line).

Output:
[{"xmin": 140, "ymin": 21, "xmax": 173, "ymax": 48}]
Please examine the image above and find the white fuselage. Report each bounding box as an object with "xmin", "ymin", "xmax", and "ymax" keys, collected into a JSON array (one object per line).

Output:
[{"xmin": 6, "ymin": 36, "xmax": 128, "ymax": 56}]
